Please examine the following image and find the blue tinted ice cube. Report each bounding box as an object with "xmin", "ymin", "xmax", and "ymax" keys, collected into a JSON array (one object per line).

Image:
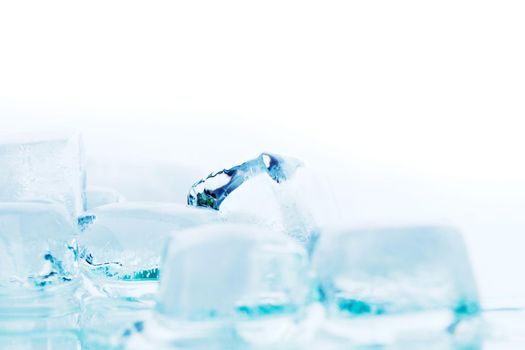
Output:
[
  {"xmin": 79, "ymin": 202, "xmax": 218, "ymax": 299},
  {"xmin": 314, "ymin": 226, "xmax": 479, "ymax": 318},
  {"xmin": 0, "ymin": 133, "xmax": 86, "ymax": 220},
  {"xmin": 126, "ymin": 228, "xmax": 325, "ymax": 349},
  {"xmin": 126, "ymin": 224, "xmax": 311, "ymax": 349},
  {"xmin": 312, "ymin": 226, "xmax": 480, "ymax": 346},
  {"xmin": 0, "ymin": 202, "xmax": 79, "ymax": 290},
  {"xmin": 0, "ymin": 202, "xmax": 80, "ymax": 348},
  {"xmin": 156, "ymin": 224, "xmax": 310, "ymax": 321}
]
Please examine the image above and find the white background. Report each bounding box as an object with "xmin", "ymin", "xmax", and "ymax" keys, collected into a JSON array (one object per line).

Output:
[{"xmin": 1, "ymin": 1, "xmax": 524, "ymax": 301}]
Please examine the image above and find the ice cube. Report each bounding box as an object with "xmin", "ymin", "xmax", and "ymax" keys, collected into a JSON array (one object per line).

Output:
[
  {"xmin": 156, "ymin": 223, "xmax": 311, "ymax": 321},
  {"xmin": 187, "ymin": 153, "xmax": 319, "ymax": 252},
  {"xmin": 79, "ymin": 202, "xmax": 218, "ymax": 299},
  {"xmin": 0, "ymin": 202, "xmax": 79, "ymax": 290},
  {"xmin": 0, "ymin": 132, "xmax": 86, "ymax": 220},
  {"xmin": 0, "ymin": 202, "xmax": 80, "ymax": 348},
  {"xmin": 86, "ymin": 186, "xmax": 124, "ymax": 210},
  {"xmin": 312, "ymin": 226, "xmax": 480, "ymax": 345}
]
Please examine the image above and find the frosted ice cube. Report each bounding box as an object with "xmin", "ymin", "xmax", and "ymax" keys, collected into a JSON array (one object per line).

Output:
[
  {"xmin": 79, "ymin": 202, "xmax": 218, "ymax": 299},
  {"xmin": 187, "ymin": 153, "xmax": 319, "ymax": 252},
  {"xmin": 86, "ymin": 186, "xmax": 124, "ymax": 210},
  {"xmin": 312, "ymin": 226, "xmax": 480, "ymax": 345},
  {"xmin": 0, "ymin": 202, "xmax": 79, "ymax": 290},
  {"xmin": 0, "ymin": 202, "xmax": 80, "ymax": 348},
  {"xmin": 314, "ymin": 226, "xmax": 479, "ymax": 317},
  {"xmin": 156, "ymin": 224, "xmax": 310, "ymax": 321},
  {"xmin": 127, "ymin": 224, "xmax": 311, "ymax": 349},
  {"xmin": 0, "ymin": 133, "xmax": 86, "ymax": 219}
]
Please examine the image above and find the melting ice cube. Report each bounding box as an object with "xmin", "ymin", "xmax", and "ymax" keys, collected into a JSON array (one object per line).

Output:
[
  {"xmin": 0, "ymin": 202, "xmax": 79, "ymax": 290},
  {"xmin": 156, "ymin": 224, "xmax": 311, "ymax": 321},
  {"xmin": 79, "ymin": 202, "xmax": 218, "ymax": 299},
  {"xmin": 187, "ymin": 153, "xmax": 319, "ymax": 251},
  {"xmin": 312, "ymin": 226, "xmax": 480, "ymax": 345},
  {"xmin": 0, "ymin": 202, "xmax": 81, "ymax": 348},
  {"xmin": 314, "ymin": 226, "xmax": 479, "ymax": 317},
  {"xmin": 79, "ymin": 202, "xmax": 219, "ymax": 348},
  {"xmin": 0, "ymin": 132, "xmax": 86, "ymax": 220}
]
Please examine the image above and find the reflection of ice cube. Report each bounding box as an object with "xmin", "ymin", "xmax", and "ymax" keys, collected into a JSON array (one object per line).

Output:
[
  {"xmin": 86, "ymin": 186, "xmax": 124, "ymax": 210},
  {"xmin": 313, "ymin": 226, "xmax": 480, "ymax": 346},
  {"xmin": 0, "ymin": 133, "xmax": 86, "ymax": 220},
  {"xmin": 80, "ymin": 297, "xmax": 150, "ymax": 350},
  {"xmin": 153, "ymin": 224, "xmax": 310, "ymax": 347},
  {"xmin": 0, "ymin": 331, "xmax": 81, "ymax": 350},
  {"xmin": 79, "ymin": 202, "xmax": 218, "ymax": 299}
]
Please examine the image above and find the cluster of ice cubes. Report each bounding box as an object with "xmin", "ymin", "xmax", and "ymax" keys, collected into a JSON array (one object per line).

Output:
[{"xmin": 0, "ymin": 132, "xmax": 484, "ymax": 349}]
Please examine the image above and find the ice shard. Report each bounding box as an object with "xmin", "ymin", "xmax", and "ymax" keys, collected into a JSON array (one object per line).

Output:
[
  {"xmin": 187, "ymin": 153, "xmax": 302, "ymax": 210},
  {"xmin": 187, "ymin": 153, "xmax": 318, "ymax": 251}
]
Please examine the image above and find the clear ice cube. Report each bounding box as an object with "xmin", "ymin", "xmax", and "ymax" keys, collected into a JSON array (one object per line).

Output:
[
  {"xmin": 0, "ymin": 202, "xmax": 80, "ymax": 348},
  {"xmin": 79, "ymin": 202, "xmax": 218, "ymax": 299},
  {"xmin": 156, "ymin": 224, "xmax": 311, "ymax": 342},
  {"xmin": 0, "ymin": 202, "xmax": 79, "ymax": 290},
  {"xmin": 0, "ymin": 133, "xmax": 87, "ymax": 220},
  {"xmin": 314, "ymin": 226, "xmax": 479, "ymax": 317},
  {"xmin": 187, "ymin": 153, "xmax": 319, "ymax": 252}
]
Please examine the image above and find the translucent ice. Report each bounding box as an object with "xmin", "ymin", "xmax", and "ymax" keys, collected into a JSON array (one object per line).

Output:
[
  {"xmin": 187, "ymin": 153, "xmax": 319, "ymax": 251},
  {"xmin": 156, "ymin": 224, "xmax": 310, "ymax": 321},
  {"xmin": 313, "ymin": 226, "xmax": 479, "ymax": 319},
  {"xmin": 80, "ymin": 297, "xmax": 150, "ymax": 350},
  {"xmin": 0, "ymin": 202, "xmax": 79, "ymax": 290},
  {"xmin": 0, "ymin": 133, "xmax": 86, "ymax": 220},
  {"xmin": 0, "ymin": 202, "xmax": 80, "ymax": 348},
  {"xmin": 187, "ymin": 153, "xmax": 302, "ymax": 210},
  {"xmin": 79, "ymin": 202, "xmax": 218, "ymax": 299}
]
